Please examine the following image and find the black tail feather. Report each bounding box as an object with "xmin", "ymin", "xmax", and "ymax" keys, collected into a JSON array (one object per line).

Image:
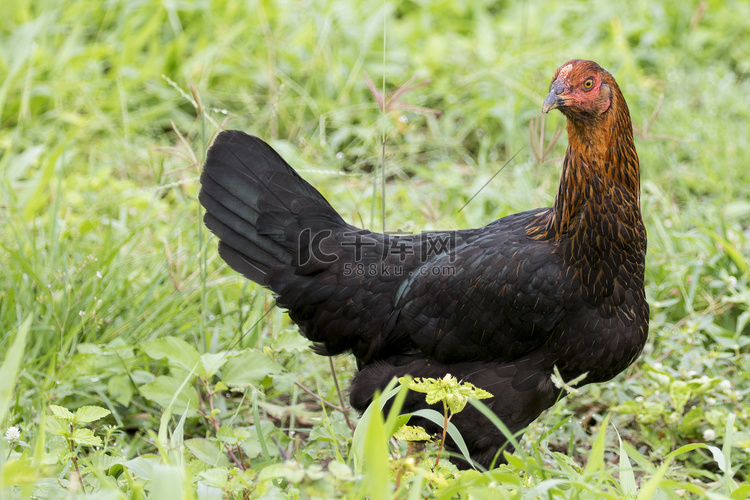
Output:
[{"xmin": 199, "ymin": 130, "xmax": 347, "ymax": 289}]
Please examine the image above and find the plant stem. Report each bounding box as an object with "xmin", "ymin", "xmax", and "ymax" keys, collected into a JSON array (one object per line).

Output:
[
  {"xmin": 434, "ymin": 403, "xmax": 450, "ymax": 468},
  {"xmin": 198, "ymin": 381, "xmax": 245, "ymax": 470},
  {"xmin": 329, "ymin": 357, "xmax": 355, "ymax": 431},
  {"xmin": 295, "ymin": 381, "xmax": 346, "ymax": 413},
  {"xmin": 68, "ymin": 424, "xmax": 86, "ymax": 493}
]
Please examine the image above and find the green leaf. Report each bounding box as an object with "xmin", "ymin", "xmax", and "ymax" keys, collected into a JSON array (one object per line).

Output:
[
  {"xmin": 216, "ymin": 425, "xmax": 237, "ymax": 445},
  {"xmin": 402, "ymin": 374, "xmax": 492, "ymax": 414},
  {"xmin": 221, "ymin": 350, "xmax": 283, "ymax": 388},
  {"xmin": 45, "ymin": 417, "xmax": 69, "ymax": 437},
  {"xmin": 251, "ymin": 389, "xmax": 272, "ymax": 462},
  {"xmin": 668, "ymin": 380, "xmax": 691, "ymax": 414},
  {"xmin": 200, "ymin": 352, "xmax": 229, "ymax": 379},
  {"xmin": 259, "ymin": 462, "xmax": 306, "ymax": 483},
  {"xmin": 71, "ymin": 428, "xmax": 102, "ymax": 447},
  {"xmin": 614, "ymin": 425, "xmax": 636, "ymax": 496},
  {"xmin": 730, "ymin": 484, "xmax": 750, "ymax": 500},
  {"xmin": 359, "ymin": 391, "xmax": 391, "ymax": 500},
  {"xmin": 722, "ymin": 412, "xmax": 738, "ymax": 492},
  {"xmin": 678, "ymin": 406, "xmax": 703, "ymax": 434},
  {"xmin": 198, "ymin": 467, "xmax": 232, "ymax": 490},
  {"xmin": 140, "ymin": 375, "xmax": 199, "ymax": 414},
  {"xmin": 410, "ymin": 408, "xmax": 474, "ymax": 467},
  {"xmin": 584, "ymin": 413, "xmax": 610, "ymax": 475},
  {"xmin": 1, "ymin": 455, "xmax": 36, "ymax": 487},
  {"xmin": 0, "ymin": 315, "xmax": 31, "ymax": 425},
  {"xmin": 636, "ymin": 460, "xmax": 669, "ymax": 500},
  {"xmin": 122, "ymin": 456, "xmax": 157, "ymax": 480},
  {"xmin": 108, "ymin": 374, "xmax": 134, "ymax": 407},
  {"xmin": 49, "ymin": 405, "xmax": 75, "ymax": 422},
  {"xmin": 150, "ymin": 464, "xmax": 185, "ymax": 500},
  {"xmin": 169, "ymin": 404, "xmax": 188, "ymax": 458},
  {"xmin": 664, "ymin": 442, "xmax": 709, "ymax": 461},
  {"xmin": 611, "ymin": 400, "xmax": 640, "ymax": 415},
  {"xmin": 239, "ymin": 422, "xmax": 277, "ymax": 460},
  {"xmin": 351, "ymin": 380, "xmax": 400, "ymax": 473},
  {"xmin": 185, "ymin": 438, "xmax": 230, "ymax": 467},
  {"xmin": 328, "ymin": 460, "xmax": 353, "ymax": 480},
  {"xmin": 142, "ymin": 337, "xmax": 201, "ymax": 373},
  {"xmin": 637, "ymin": 401, "xmax": 666, "ymax": 424},
  {"xmin": 74, "ymin": 405, "xmax": 111, "ymax": 424},
  {"xmin": 393, "ymin": 424, "xmax": 432, "ymax": 442}
]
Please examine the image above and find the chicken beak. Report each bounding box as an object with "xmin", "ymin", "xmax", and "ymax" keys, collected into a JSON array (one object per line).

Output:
[{"xmin": 542, "ymin": 81, "xmax": 566, "ymax": 113}]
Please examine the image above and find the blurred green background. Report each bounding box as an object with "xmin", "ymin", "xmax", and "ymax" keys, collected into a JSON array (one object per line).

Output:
[{"xmin": 1, "ymin": 0, "xmax": 750, "ymax": 497}]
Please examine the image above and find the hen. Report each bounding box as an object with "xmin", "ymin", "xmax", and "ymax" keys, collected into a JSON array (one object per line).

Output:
[{"xmin": 199, "ymin": 59, "xmax": 649, "ymax": 469}]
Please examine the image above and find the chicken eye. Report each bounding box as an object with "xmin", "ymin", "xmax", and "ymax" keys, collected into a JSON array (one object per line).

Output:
[{"xmin": 583, "ymin": 78, "xmax": 594, "ymax": 91}]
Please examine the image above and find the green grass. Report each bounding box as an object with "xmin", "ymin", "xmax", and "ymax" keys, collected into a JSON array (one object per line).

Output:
[{"xmin": 1, "ymin": 0, "xmax": 750, "ymax": 497}]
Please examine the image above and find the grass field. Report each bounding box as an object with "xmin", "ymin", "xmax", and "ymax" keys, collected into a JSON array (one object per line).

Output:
[{"xmin": 1, "ymin": 0, "xmax": 750, "ymax": 498}]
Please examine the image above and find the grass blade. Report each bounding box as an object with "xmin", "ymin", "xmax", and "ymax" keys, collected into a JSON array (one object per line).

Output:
[
  {"xmin": 614, "ymin": 425, "xmax": 636, "ymax": 497},
  {"xmin": 584, "ymin": 412, "xmax": 610, "ymax": 476},
  {"xmin": 0, "ymin": 315, "xmax": 31, "ymax": 425}
]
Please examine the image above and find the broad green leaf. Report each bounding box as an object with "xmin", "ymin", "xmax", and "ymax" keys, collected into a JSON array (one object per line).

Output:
[
  {"xmin": 259, "ymin": 462, "xmax": 305, "ymax": 483},
  {"xmin": 611, "ymin": 400, "xmax": 640, "ymax": 414},
  {"xmin": 328, "ymin": 460, "xmax": 353, "ymax": 480},
  {"xmin": 140, "ymin": 376, "xmax": 199, "ymax": 414},
  {"xmin": 221, "ymin": 350, "xmax": 283, "ymax": 387},
  {"xmin": 142, "ymin": 337, "xmax": 200, "ymax": 373},
  {"xmin": 45, "ymin": 417, "xmax": 69, "ymax": 437},
  {"xmin": 483, "ymin": 471, "xmax": 523, "ymax": 487},
  {"xmin": 108, "ymin": 374, "xmax": 134, "ymax": 407},
  {"xmin": 198, "ymin": 467, "xmax": 232, "ymax": 490},
  {"xmin": 730, "ymin": 484, "xmax": 750, "ymax": 500},
  {"xmin": 272, "ymin": 372, "xmax": 297, "ymax": 392},
  {"xmin": 216, "ymin": 425, "xmax": 237, "ymax": 445},
  {"xmin": 637, "ymin": 401, "xmax": 666, "ymax": 424},
  {"xmin": 201, "ymin": 352, "xmax": 229, "ymax": 379},
  {"xmin": 504, "ymin": 452, "xmax": 526, "ymax": 470},
  {"xmin": 678, "ymin": 407, "xmax": 704, "ymax": 434},
  {"xmin": 393, "ymin": 424, "xmax": 432, "ymax": 442},
  {"xmin": 74, "ymin": 405, "xmax": 111, "ymax": 424},
  {"xmin": 70, "ymin": 428, "xmax": 102, "ymax": 447},
  {"xmin": 48, "ymin": 405, "xmax": 75, "ymax": 421},
  {"xmin": 240, "ymin": 422, "xmax": 277, "ymax": 459},
  {"xmin": 185, "ymin": 438, "xmax": 230, "ymax": 467},
  {"xmin": 0, "ymin": 316, "xmax": 31, "ymax": 425},
  {"xmin": 122, "ymin": 456, "xmax": 157, "ymax": 480}
]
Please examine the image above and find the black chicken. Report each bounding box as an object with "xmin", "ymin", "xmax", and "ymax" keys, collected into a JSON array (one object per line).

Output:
[{"xmin": 199, "ymin": 59, "xmax": 649, "ymax": 469}]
